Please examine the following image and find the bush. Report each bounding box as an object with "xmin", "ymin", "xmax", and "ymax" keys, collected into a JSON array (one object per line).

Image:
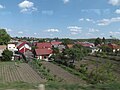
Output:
[
  {"xmin": 87, "ymin": 61, "xmax": 116, "ymax": 84},
  {"xmin": 2, "ymin": 49, "xmax": 13, "ymax": 61}
]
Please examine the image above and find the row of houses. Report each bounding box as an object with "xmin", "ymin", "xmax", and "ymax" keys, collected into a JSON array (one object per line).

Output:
[
  {"xmin": 0, "ymin": 41, "xmax": 64, "ymax": 61},
  {"xmin": 0, "ymin": 40, "xmax": 120, "ymax": 61}
]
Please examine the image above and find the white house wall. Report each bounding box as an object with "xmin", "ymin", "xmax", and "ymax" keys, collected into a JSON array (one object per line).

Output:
[{"xmin": 19, "ymin": 44, "xmax": 31, "ymax": 51}]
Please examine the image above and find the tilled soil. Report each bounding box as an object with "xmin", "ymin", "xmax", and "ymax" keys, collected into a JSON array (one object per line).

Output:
[{"xmin": 0, "ymin": 62, "xmax": 46, "ymax": 83}]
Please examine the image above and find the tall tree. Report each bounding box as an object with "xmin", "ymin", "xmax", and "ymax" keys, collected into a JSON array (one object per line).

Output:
[
  {"xmin": 0, "ymin": 29, "xmax": 11, "ymax": 45},
  {"xmin": 94, "ymin": 37, "xmax": 102, "ymax": 46},
  {"xmin": 102, "ymin": 37, "xmax": 106, "ymax": 44}
]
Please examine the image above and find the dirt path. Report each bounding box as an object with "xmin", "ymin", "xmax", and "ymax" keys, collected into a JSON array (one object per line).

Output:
[
  {"xmin": 0, "ymin": 62, "xmax": 46, "ymax": 83},
  {"xmin": 41, "ymin": 61, "xmax": 85, "ymax": 84}
]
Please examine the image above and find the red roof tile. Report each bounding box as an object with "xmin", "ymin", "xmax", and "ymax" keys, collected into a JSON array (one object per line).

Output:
[
  {"xmin": 51, "ymin": 41, "xmax": 62, "ymax": 45},
  {"xmin": 77, "ymin": 42, "xmax": 94, "ymax": 47},
  {"xmin": 108, "ymin": 44, "xmax": 118, "ymax": 49},
  {"xmin": 35, "ymin": 48, "xmax": 53, "ymax": 55},
  {"xmin": 17, "ymin": 42, "xmax": 26, "ymax": 49},
  {"xmin": 36, "ymin": 42, "xmax": 52, "ymax": 49}
]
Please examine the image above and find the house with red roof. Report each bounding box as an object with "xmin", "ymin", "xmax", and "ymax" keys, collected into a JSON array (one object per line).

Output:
[
  {"xmin": 35, "ymin": 42, "xmax": 53, "ymax": 61},
  {"xmin": 108, "ymin": 43, "xmax": 120, "ymax": 52},
  {"xmin": 76, "ymin": 41, "xmax": 94, "ymax": 48},
  {"xmin": 35, "ymin": 48, "xmax": 53, "ymax": 61},
  {"xmin": 16, "ymin": 41, "xmax": 31, "ymax": 54},
  {"xmin": 51, "ymin": 41, "xmax": 62, "ymax": 48},
  {"xmin": 36, "ymin": 42, "xmax": 52, "ymax": 49}
]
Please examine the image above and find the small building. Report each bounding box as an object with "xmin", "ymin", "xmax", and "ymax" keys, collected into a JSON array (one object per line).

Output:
[
  {"xmin": 35, "ymin": 48, "xmax": 53, "ymax": 61},
  {"xmin": 76, "ymin": 41, "xmax": 94, "ymax": 48},
  {"xmin": 67, "ymin": 44, "xmax": 74, "ymax": 48},
  {"xmin": 7, "ymin": 44, "xmax": 18, "ymax": 52},
  {"xmin": 16, "ymin": 41, "xmax": 31, "ymax": 54},
  {"xmin": 108, "ymin": 43, "xmax": 120, "ymax": 52},
  {"xmin": 36, "ymin": 42, "xmax": 52, "ymax": 49},
  {"xmin": 51, "ymin": 41, "xmax": 62, "ymax": 48}
]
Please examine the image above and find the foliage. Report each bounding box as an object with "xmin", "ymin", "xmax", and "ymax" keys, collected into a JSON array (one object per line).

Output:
[
  {"xmin": 100, "ymin": 45, "xmax": 112, "ymax": 53},
  {"xmin": 29, "ymin": 59, "xmax": 59, "ymax": 82},
  {"xmin": 53, "ymin": 44, "xmax": 90, "ymax": 67},
  {"xmin": 0, "ymin": 29, "xmax": 11, "ymax": 45},
  {"xmin": 79, "ymin": 64, "xmax": 88, "ymax": 75},
  {"xmin": 38, "ymin": 39, "xmax": 45, "ymax": 42},
  {"xmin": 0, "ymin": 82, "xmax": 37, "ymax": 90},
  {"xmin": 46, "ymin": 81, "xmax": 120, "ymax": 90},
  {"xmin": 94, "ymin": 37, "xmax": 102, "ymax": 46},
  {"xmin": 87, "ymin": 61, "xmax": 116, "ymax": 84},
  {"xmin": 52, "ymin": 47, "xmax": 59, "ymax": 54},
  {"xmin": 102, "ymin": 37, "xmax": 106, "ymax": 44},
  {"xmin": 61, "ymin": 38, "xmax": 74, "ymax": 46},
  {"xmin": 2, "ymin": 49, "xmax": 13, "ymax": 61}
]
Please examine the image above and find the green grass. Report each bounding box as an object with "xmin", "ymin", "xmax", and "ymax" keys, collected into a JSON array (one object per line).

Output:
[
  {"xmin": 53, "ymin": 61, "xmax": 87, "ymax": 80},
  {"xmin": 46, "ymin": 82, "xmax": 120, "ymax": 90},
  {"xmin": 0, "ymin": 81, "xmax": 120, "ymax": 90},
  {"xmin": 0, "ymin": 81, "xmax": 37, "ymax": 90}
]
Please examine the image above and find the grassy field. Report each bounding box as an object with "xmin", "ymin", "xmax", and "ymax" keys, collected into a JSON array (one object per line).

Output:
[
  {"xmin": 0, "ymin": 60, "xmax": 120, "ymax": 90},
  {"xmin": 0, "ymin": 81, "xmax": 120, "ymax": 90}
]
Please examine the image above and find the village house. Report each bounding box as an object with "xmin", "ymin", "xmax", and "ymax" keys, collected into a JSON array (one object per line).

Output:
[
  {"xmin": 51, "ymin": 41, "xmax": 65, "ymax": 52},
  {"xmin": 35, "ymin": 48, "xmax": 52, "ymax": 61},
  {"xmin": 16, "ymin": 41, "xmax": 32, "ymax": 54},
  {"xmin": 35, "ymin": 42, "xmax": 53, "ymax": 61},
  {"xmin": 76, "ymin": 41, "xmax": 99, "ymax": 54},
  {"xmin": 36, "ymin": 42, "xmax": 52, "ymax": 49},
  {"xmin": 51, "ymin": 41, "xmax": 62, "ymax": 48},
  {"xmin": 108, "ymin": 43, "xmax": 120, "ymax": 52},
  {"xmin": 7, "ymin": 44, "xmax": 18, "ymax": 53}
]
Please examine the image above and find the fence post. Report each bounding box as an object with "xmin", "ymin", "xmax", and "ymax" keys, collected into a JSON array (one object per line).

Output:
[{"xmin": 38, "ymin": 84, "xmax": 45, "ymax": 90}]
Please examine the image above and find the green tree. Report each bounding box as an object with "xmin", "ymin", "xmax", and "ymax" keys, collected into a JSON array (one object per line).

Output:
[
  {"xmin": 52, "ymin": 47, "xmax": 59, "ymax": 54},
  {"xmin": 87, "ymin": 61, "xmax": 116, "ymax": 84},
  {"xmin": 61, "ymin": 38, "xmax": 74, "ymax": 46},
  {"xmin": 102, "ymin": 37, "xmax": 106, "ymax": 44},
  {"xmin": 94, "ymin": 37, "xmax": 102, "ymax": 46},
  {"xmin": 100, "ymin": 45, "xmax": 112, "ymax": 53},
  {"xmin": 2, "ymin": 49, "xmax": 13, "ymax": 61},
  {"xmin": 60, "ymin": 44, "xmax": 90, "ymax": 65},
  {"xmin": 0, "ymin": 29, "xmax": 11, "ymax": 45}
]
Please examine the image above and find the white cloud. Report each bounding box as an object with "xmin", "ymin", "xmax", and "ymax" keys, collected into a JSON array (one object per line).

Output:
[
  {"xmin": 18, "ymin": 0, "xmax": 37, "ymax": 13},
  {"xmin": 89, "ymin": 28, "xmax": 99, "ymax": 33},
  {"xmin": 0, "ymin": 4, "xmax": 5, "ymax": 9},
  {"xmin": 79, "ymin": 18, "xmax": 84, "ymax": 21},
  {"xmin": 109, "ymin": 31, "xmax": 120, "ymax": 35},
  {"xmin": 86, "ymin": 19, "xmax": 91, "ymax": 21},
  {"xmin": 97, "ymin": 17, "xmax": 120, "ymax": 26},
  {"xmin": 42, "ymin": 10, "xmax": 53, "ymax": 15},
  {"xmin": 63, "ymin": 0, "xmax": 70, "ymax": 4},
  {"xmin": 1, "ymin": 28, "xmax": 12, "ymax": 32},
  {"xmin": 70, "ymin": 32, "xmax": 78, "ymax": 35},
  {"xmin": 6, "ymin": 29, "xmax": 12, "ymax": 32},
  {"xmin": 86, "ymin": 18, "xmax": 95, "ymax": 23},
  {"xmin": 46, "ymin": 29, "xmax": 59, "ymax": 32},
  {"xmin": 18, "ymin": 31, "xmax": 23, "ymax": 34},
  {"xmin": 108, "ymin": 0, "xmax": 120, "ymax": 6},
  {"xmin": 79, "ymin": 18, "xmax": 95, "ymax": 23},
  {"xmin": 67, "ymin": 26, "xmax": 82, "ymax": 35},
  {"xmin": 34, "ymin": 33, "xmax": 37, "ymax": 35},
  {"xmin": 81, "ymin": 9, "xmax": 101, "ymax": 15},
  {"xmin": 115, "ymin": 9, "xmax": 120, "ymax": 14}
]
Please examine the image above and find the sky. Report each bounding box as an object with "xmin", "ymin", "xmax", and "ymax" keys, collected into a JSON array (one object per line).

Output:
[{"xmin": 0, "ymin": 0, "xmax": 120, "ymax": 39}]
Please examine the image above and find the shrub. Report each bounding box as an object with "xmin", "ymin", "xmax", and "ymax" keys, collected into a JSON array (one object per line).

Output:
[
  {"xmin": 2, "ymin": 49, "xmax": 13, "ymax": 61},
  {"xmin": 87, "ymin": 61, "xmax": 116, "ymax": 84}
]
